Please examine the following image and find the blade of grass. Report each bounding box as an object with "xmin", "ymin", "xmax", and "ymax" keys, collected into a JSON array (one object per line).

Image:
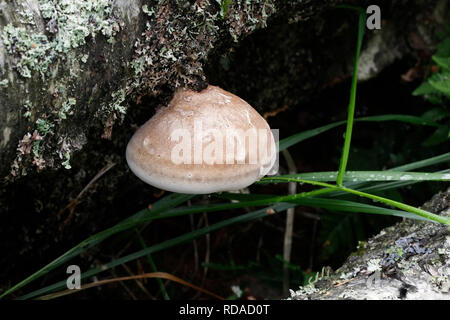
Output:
[
  {"xmin": 146, "ymin": 189, "xmax": 334, "ymax": 220},
  {"xmin": 1, "ymin": 189, "xmax": 338, "ymax": 299},
  {"xmin": 217, "ymin": 192, "xmax": 430, "ymax": 221},
  {"xmin": 327, "ymin": 151, "xmax": 450, "ymax": 197},
  {"xmin": 278, "ymin": 115, "xmax": 440, "ymax": 151},
  {"xmin": 10, "ymin": 170, "xmax": 445, "ymax": 298},
  {"xmin": 134, "ymin": 229, "xmax": 170, "ymax": 300},
  {"xmin": 337, "ymin": 4, "xmax": 366, "ymax": 13},
  {"xmin": 279, "ymin": 121, "xmax": 345, "ymax": 151},
  {"xmin": 336, "ymin": 9, "xmax": 366, "ymax": 186},
  {"xmin": 346, "ymin": 169, "xmax": 450, "ymax": 195},
  {"xmin": 356, "ymin": 114, "xmax": 441, "ymax": 126},
  {"xmin": 0, "ymin": 193, "xmax": 194, "ymax": 299},
  {"xmin": 328, "ymin": 168, "xmax": 450, "ymax": 197},
  {"xmin": 260, "ymin": 171, "xmax": 450, "ymax": 183},
  {"xmin": 25, "ymin": 192, "xmax": 425, "ymax": 300},
  {"xmin": 6, "ymin": 152, "xmax": 448, "ymax": 299},
  {"xmin": 17, "ymin": 203, "xmax": 297, "ymax": 300},
  {"xmin": 260, "ymin": 177, "xmax": 450, "ymax": 225},
  {"xmin": 388, "ymin": 153, "xmax": 450, "ymax": 171}
]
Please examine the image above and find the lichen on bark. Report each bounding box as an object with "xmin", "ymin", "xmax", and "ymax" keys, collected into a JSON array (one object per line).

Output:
[
  {"xmin": 0, "ymin": 0, "xmax": 446, "ymax": 180},
  {"xmin": 288, "ymin": 188, "xmax": 450, "ymax": 300},
  {"xmin": 1, "ymin": 0, "xmax": 124, "ymax": 178},
  {"xmin": 129, "ymin": 0, "xmax": 276, "ymax": 98},
  {"xmin": 0, "ymin": 0, "xmax": 279, "ymax": 179}
]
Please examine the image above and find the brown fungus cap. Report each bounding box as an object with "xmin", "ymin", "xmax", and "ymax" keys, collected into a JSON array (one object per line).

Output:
[{"xmin": 126, "ymin": 85, "xmax": 277, "ymax": 194}]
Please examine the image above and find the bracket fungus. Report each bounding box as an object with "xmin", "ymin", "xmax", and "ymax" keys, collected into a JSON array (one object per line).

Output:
[{"xmin": 126, "ymin": 85, "xmax": 277, "ymax": 194}]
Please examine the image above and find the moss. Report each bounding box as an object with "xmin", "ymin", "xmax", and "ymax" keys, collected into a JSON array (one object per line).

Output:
[
  {"xmin": 216, "ymin": 0, "xmax": 233, "ymax": 19},
  {"xmin": 350, "ymin": 240, "xmax": 368, "ymax": 257}
]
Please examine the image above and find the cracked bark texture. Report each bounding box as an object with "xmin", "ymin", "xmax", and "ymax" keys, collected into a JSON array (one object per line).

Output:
[{"xmin": 288, "ymin": 188, "xmax": 450, "ymax": 300}]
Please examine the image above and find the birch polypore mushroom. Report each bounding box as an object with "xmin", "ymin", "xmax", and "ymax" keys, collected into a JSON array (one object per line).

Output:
[{"xmin": 126, "ymin": 85, "xmax": 276, "ymax": 194}]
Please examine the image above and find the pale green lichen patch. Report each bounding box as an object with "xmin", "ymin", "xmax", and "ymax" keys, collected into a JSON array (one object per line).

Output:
[
  {"xmin": 23, "ymin": 100, "xmax": 33, "ymax": 119},
  {"xmin": 58, "ymin": 97, "xmax": 76, "ymax": 120},
  {"xmin": 0, "ymin": 79, "xmax": 8, "ymax": 88},
  {"xmin": 287, "ymin": 284, "xmax": 321, "ymax": 300},
  {"xmin": 109, "ymin": 89, "xmax": 127, "ymax": 115},
  {"xmin": 142, "ymin": 4, "xmax": 155, "ymax": 17},
  {"xmin": 426, "ymin": 235, "xmax": 450, "ymax": 292},
  {"xmin": 81, "ymin": 54, "xmax": 89, "ymax": 63},
  {"xmin": 366, "ymin": 258, "xmax": 382, "ymax": 273},
  {"xmin": 2, "ymin": 0, "xmax": 120, "ymax": 79},
  {"xmin": 95, "ymin": 88, "xmax": 127, "ymax": 139},
  {"xmin": 35, "ymin": 118, "xmax": 55, "ymax": 135},
  {"xmin": 61, "ymin": 151, "xmax": 71, "ymax": 169},
  {"xmin": 10, "ymin": 93, "xmax": 83, "ymax": 176},
  {"xmin": 17, "ymin": 4, "xmax": 37, "ymax": 26},
  {"xmin": 2, "ymin": 24, "xmax": 52, "ymax": 78}
]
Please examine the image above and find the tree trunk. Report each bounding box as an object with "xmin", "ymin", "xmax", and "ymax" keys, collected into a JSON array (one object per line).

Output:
[{"xmin": 0, "ymin": 0, "xmax": 447, "ymax": 179}]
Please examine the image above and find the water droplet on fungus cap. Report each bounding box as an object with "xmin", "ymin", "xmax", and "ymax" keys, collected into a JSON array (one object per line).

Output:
[{"xmin": 126, "ymin": 85, "xmax": 277, "ymax": 194}]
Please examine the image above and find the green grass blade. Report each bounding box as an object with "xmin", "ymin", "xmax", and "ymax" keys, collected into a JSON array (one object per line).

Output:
[
  {"xmin": 217, "ymin": 192, "xmax": 430, "ymax": 221},
  {"xmin": 17, "ymin": 203, "xmax": 297, "ymax": 300},
  {"xmin": 337, "ymin": 4, "xmax": 365, "ymax": 13},
  {"xmin": 358, "ymin": 169, "xmax": 449, "ymax": 190},
  {"xmin": 260, "ymin": 171, "xmax": 450, "ymax": 183},
  {"xmin": 278, "ymin": 114, "xmax": 439, "ymax": 152},
  {"xmin": 326, "ymin": 152, "xmax": 450, "ymax": 197},
  {"xmin": 356, "ymin": 114, "xmax": 441, "ymax": 126},
  {"xmin": 336, "ymin": 9, "xmax": 366, "ymax": 186},
  {"xmin": 145, "ymin": 189, "xmax": 333, "ymax": 220},
  {"xmin": 134, "ymin": 229, "xmax": 170, "ymax": 300},
  {"xmin": 0, "ymin": 193, "xmax": 194, "ymax": 299},
  {"xmin": 259, "ymin": 177, "xmax": 450, "ymax": 225},
  {"xmin": 388, "ymin": 152, "xmax": 450, "ymax": 171},
  {"xmin": 279, "ymin": 121, "xmax": 345, "ymax": 151},
  {"xmin": 126, "ymin": 193, "xmax": 194, "ymax": 222},
  {"xmin": 328, "ymin": 169, "xmax": 450, "ymax": 198}
]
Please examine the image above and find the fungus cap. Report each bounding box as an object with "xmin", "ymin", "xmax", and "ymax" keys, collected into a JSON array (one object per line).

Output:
[{"xmin": 126, "ymin": 85, "xmax": 277, "ymax": 194}]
